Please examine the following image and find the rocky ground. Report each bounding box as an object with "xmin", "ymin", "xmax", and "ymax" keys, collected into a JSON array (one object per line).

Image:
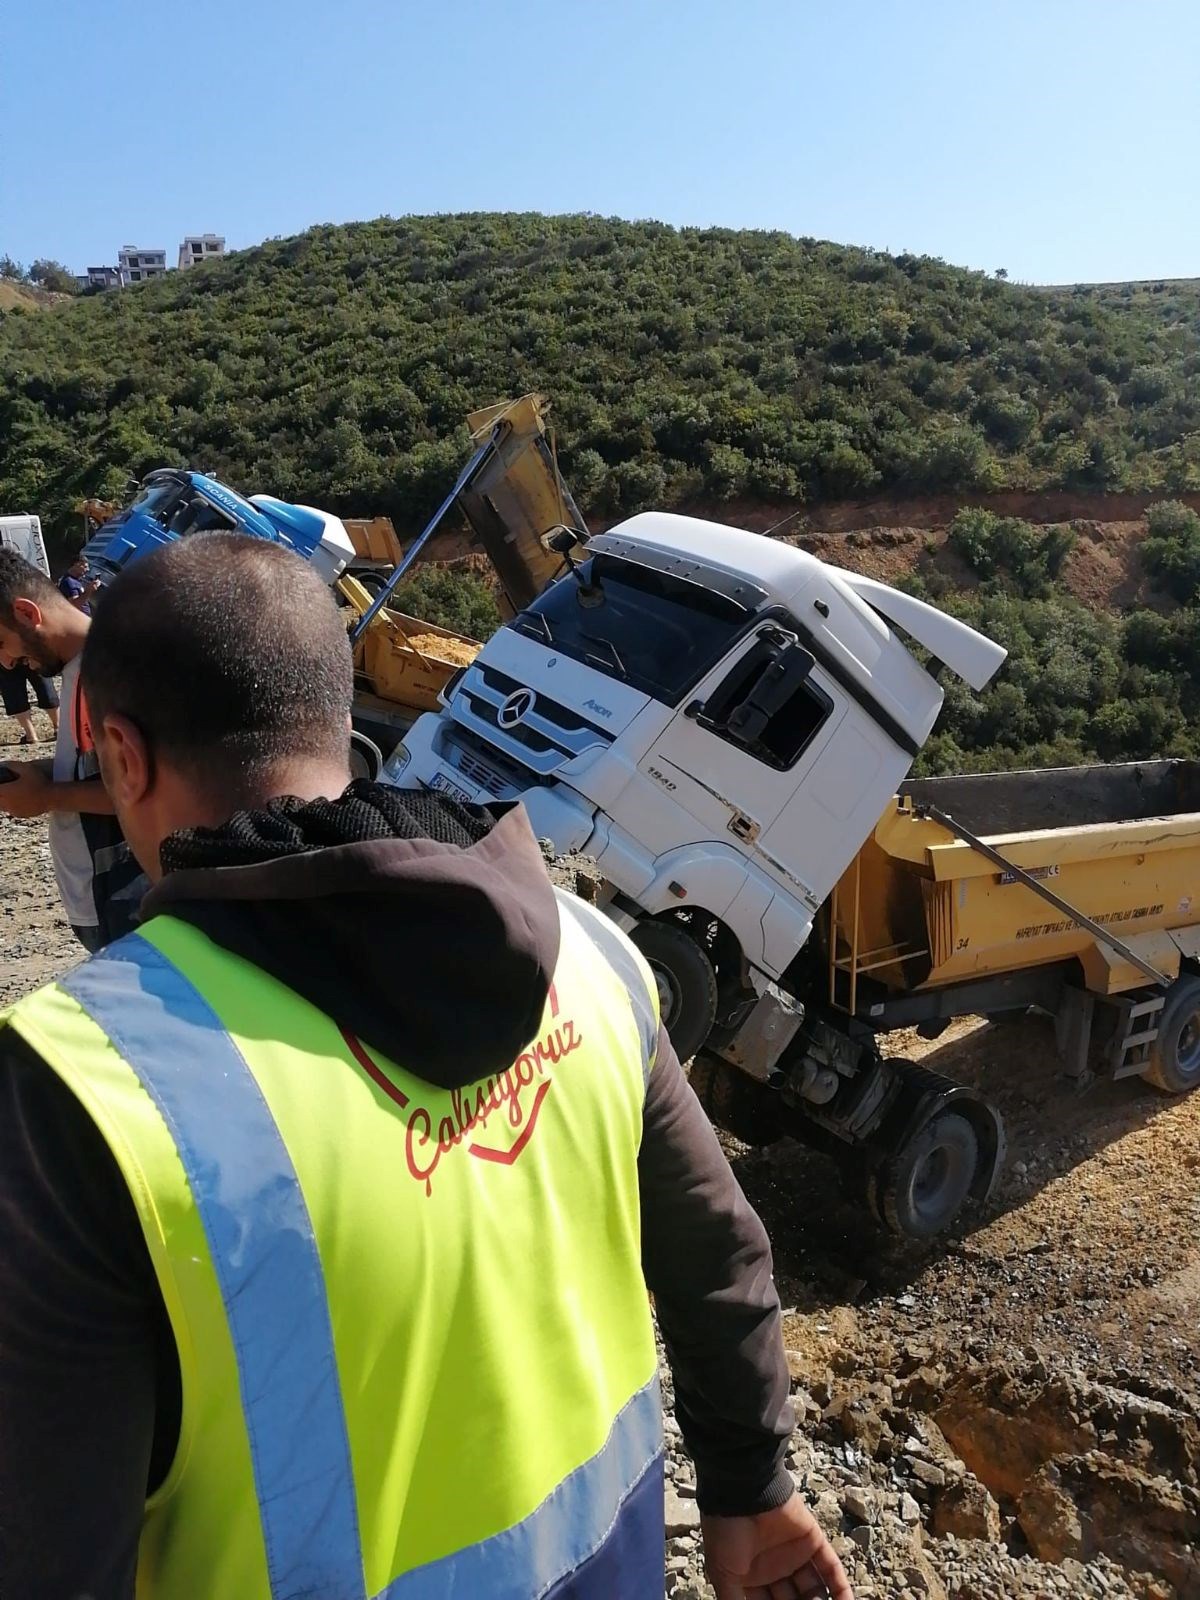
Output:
[
  {"xmin": 655, "ymin": 1019, "xmax": 1200, "ymax": 1598},
  {"xmin": 0, "ymin": 719, "xmax": 78, "ymax": 1004},
  {"xmin": 5, "ymin": 716, "xmax": 1200, "ymax": 1596}
]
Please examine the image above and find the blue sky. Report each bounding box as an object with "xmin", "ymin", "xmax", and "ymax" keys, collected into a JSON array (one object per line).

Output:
[{"xmin": 7, "ymin": 0, "xmax": 1199, "ymax": 284}]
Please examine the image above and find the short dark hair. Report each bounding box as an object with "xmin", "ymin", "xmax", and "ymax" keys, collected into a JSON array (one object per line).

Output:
[
  {"xmin": 82, "ymin": 534, "xmax": 353, "ymax": 779},
  {"xmin": 0, "ymin": 547, "xmax": 59, "ymax": 626}
]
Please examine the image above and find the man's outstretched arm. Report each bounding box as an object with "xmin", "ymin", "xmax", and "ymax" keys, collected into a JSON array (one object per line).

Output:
[{"xmin": 0, "ymin": 764, "xmax": 116, "ymax": 818}]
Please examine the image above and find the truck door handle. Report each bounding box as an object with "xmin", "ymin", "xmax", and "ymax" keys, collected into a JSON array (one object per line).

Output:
[{"xmin": 728, "ymin": 811, "xmax": 760, "ymax": 843}]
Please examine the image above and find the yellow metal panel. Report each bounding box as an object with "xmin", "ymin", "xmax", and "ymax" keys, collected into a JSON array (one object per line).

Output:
[
  {"xmin": 924, "ymin": 814, "xmax": 1200, "ymax": 882},
  {"xmin": 355, "ymin": 607, "xmax": 481, "ymax": 714},
  {"xmin": 344, "ymin": 518, "xmax": 404, "ymax": 566},
  {"xmin": 837, "ymin": 795, "xmax": 1200, "ymax": 1002},
  {"xmin": 1079, "ymin": 931, "xmax": 1180, "ymax": 994},
  {"xmin": 460, "ymin": 394, "xmax": 586, "ymax": 618}
]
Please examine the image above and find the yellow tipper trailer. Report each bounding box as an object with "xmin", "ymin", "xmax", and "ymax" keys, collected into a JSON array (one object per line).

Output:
[
  {"xmin": 828, "ymin": 761, "xmax": 1200, "ymax": 1086},
  {"xmin": 697, "ymin": 761, "xmax": 1200, "ymax": 1239}
]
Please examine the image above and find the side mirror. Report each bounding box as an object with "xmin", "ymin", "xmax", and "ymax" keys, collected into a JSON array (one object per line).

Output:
[
  {"xmin": 724, "ymin": 642, "xmax": 815, "ymax": 743},
  {"xmin": 543, "ymin": 525, "xmax": 583, "ymax": 555}
]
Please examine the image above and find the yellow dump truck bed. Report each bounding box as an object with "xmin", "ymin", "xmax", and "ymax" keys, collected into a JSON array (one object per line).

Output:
[
  {"xmin": 339, "ymin": 574, "xmax": 482, "ymax": 716},
  {"xmin": 830, "ymin": 761, "xmax": 1200, "ymax": 1002}
]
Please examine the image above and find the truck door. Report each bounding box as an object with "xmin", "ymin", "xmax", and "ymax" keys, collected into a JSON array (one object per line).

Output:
[{"xmin": 644, "ymin": 622, "xmax": 848, "ymax": 885}]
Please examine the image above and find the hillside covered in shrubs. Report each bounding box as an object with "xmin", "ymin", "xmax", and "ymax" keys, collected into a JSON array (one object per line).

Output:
[
  {"xmin": 2, "ymin": 213, "xmax": 1199, "ymax": 552},
  {"xmin": 910, "ymin": 501, "xmax": 1200, "ymax": 773}
]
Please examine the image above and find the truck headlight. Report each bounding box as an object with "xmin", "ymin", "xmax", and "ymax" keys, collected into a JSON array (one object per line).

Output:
[{"xmin": 383, "ymin": 743, "xmax": 411, "ymax": 781}]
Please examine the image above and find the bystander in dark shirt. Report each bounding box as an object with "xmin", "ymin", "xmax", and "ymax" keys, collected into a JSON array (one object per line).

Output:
[{"xmin": 58, "ymin": 573, "xmax": 91, "ymax": 616}]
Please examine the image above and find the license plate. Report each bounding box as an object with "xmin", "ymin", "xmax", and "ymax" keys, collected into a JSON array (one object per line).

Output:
[{"xmin": 429, "ymin": 770, "xmax": 474, "ymax": 805}]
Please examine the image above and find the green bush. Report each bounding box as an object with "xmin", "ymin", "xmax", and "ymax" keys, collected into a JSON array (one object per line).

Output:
[
  {"xmin": 2, "ymin": 213, "xmax": 1199, "ymax": 557},
  {"xmin": 910, "ymin": 587, "xmax": 1200, "ymax": 776},
  {"xmin": 388, "ymin": 566, "xmax": 500, "ymax": 640},
  {"xmin": 1140, "ymin": 500, "xmax": 1200, "ymax": 602},
  {"xmin": 946, "ymin": 507, "xmax": 1075, "ymax": 596}
]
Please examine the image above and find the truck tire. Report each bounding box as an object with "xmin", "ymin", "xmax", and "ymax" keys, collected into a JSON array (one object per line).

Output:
[
  {"xmin": 688, "ymin": 1054, "xmax": 785, "ymax": 1146},
  {"xmin": 631, "ymin": 921, "xmax": 718, "ymax": 1063},
  {"xmin": 876, "ymin": 1110, "xmax": 979, "ymax": 1239},
  {"xmin": 1143, "ymin": 973, "xmax": 1200, "ymax": 1094}
]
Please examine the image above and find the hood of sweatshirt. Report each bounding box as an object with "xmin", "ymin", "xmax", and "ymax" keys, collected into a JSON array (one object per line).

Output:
[{"xmin": 140, "ymin": 782, "xmax": 560, "ymax": 1087}]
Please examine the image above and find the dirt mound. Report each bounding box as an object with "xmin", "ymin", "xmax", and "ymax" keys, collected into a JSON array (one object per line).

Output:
[{"xmin": 780, "ymin": 515, "xmax": 1163, "ymax": 612}]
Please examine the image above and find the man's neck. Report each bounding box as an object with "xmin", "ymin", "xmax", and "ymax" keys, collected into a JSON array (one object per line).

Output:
[
  {"xmin": 48, "ymin": 609, "xmax": 90, "ymax": 665},
  {"xmin": 231, "ymin": 761, "xmax": 354, "ymax": 813},
  {"xmin": 158, "ymin": 761, "xmax": 354, "ymax": 833}
]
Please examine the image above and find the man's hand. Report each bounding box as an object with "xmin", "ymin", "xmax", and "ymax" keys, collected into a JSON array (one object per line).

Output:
[
  {"xmin": 702, "ymin": 1497, "xmax": 854, "ymax": 1600},
  {"xmin": 0, "ymin": 762, "xmax": 54, "ymax": 820}
]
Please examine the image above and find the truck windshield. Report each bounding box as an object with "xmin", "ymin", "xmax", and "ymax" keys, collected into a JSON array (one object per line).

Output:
[
  {"xmin": 510, "ymin": 555, "xmax": 750, "ymax": 702},
  {"xmin": 129, "ymin": 479, "xmax": 187, "ymax": 527}
]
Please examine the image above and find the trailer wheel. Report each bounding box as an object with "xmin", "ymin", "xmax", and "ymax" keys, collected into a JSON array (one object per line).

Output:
[
  {"xmin": 1143, "ymin": 974, "xmax": 1200, "ymax": 1094},
  {"xmin": 877, "ymin": 1110, "xmax": 979, "ymax": 1239},
  {"xmin": 631, "ymin": 921, "xmax": 718, "ymax": 1063},
  {"xmin": 688, "ymin": 1054, "xmax": 784, "ymax": 1146}
]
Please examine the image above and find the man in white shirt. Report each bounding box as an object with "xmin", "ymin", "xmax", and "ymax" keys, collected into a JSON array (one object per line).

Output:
[{"xmin": 0, "ymin": 550, "xmax": 145, "ymax": 950}]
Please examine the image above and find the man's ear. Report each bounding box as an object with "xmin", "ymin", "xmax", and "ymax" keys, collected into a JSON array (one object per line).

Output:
[
  {"xmin": 11, "ymin": 598, "xmax": 44, "ymax": 629},
  {"xmin": 96, "ymin": 714, "xmax": 153, "ymax": 807}
]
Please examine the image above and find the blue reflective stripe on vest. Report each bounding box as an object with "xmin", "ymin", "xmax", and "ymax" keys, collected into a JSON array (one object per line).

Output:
[
  {"xmin": 376, "ymin": 1376, "xmax": 663, "ymax": 1600},
  {"xmin": 555, "ymin": 892, "xmax": 659, "ymax": 1081},
  {"xmin": 61, "ymin": 936, "xmax": 367, "ymax": 1600}
]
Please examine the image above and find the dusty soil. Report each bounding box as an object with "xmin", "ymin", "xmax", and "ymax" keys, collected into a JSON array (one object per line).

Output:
[
  {"xmin": 691, "ymin": 489, "xmax": 1200, "ymax": 539},
  {"xmin": 6, "ymin": 719, "xmax": 1200, "ymax": 1595},
  {"xmin": 0, "ymin": 717, "xmax": 78, "ymax": 1004},
  {"xmin": 653, "ymin": 1010, "xmax": 1200, "ymax": 1599},
  {"xmin": 743, "ymin": 1012, "xmax": 1200, "ymax": 1592}
]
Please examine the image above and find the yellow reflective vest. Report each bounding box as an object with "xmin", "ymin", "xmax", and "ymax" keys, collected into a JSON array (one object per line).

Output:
[{"xmin": 3, "ymin": 888, "xmax": 663, "ymax": 1598}]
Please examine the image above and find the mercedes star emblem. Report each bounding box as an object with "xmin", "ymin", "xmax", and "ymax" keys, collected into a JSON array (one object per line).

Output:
[{"xmin": 498, "ymin": 688, "xmax": 536, "ymax": 729}]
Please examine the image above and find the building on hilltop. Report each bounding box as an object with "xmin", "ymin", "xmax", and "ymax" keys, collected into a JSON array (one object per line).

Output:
[
  {"xmin": 118, "ymin": 245, "xmax": 167, "ymax": 285},
  {"xmin": 178, "ymin": 233, "xmax": 225, "ymax": 269},
  {"xmin": 82, "ymin": 265, "xmax": 121, "ymax": 290}
]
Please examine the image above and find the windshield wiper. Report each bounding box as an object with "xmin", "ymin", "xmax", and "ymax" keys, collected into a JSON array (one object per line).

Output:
[
  {"xmin": 516, "ymin": 612, "xmax": 553, "ymax": 644},
  {"xmin": 580, "ymin": 632, "xmax": 627, "ymax": 678}
]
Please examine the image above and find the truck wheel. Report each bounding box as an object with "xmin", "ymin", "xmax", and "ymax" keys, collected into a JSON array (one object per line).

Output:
[
  {"xmin": 631, "ymin": 921, "xmax": 718, "ymax": 1063},
  {"xmin": 1143, "ymin": 974, "xmax": 1200, "ymax": 1094},
  {"xmin": 689, "ymin": 1054, "xmax": 784, "ymax": 1146},
  {"xmin": 877, "ymin": 1111, "xmax": 979, "ymax": 1239}
]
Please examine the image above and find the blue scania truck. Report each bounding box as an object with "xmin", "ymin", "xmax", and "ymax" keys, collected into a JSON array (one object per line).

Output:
[{"xmin": 80, "ymin": 468, "xmax": 355, "ymax": 585}]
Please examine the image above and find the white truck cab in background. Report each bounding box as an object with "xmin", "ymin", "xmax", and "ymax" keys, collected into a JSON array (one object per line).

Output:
[
  {"xmin": 386, "ymin": 512, "xmax": 1008, "ymax": 1235},
  {"xmin": 0, "ymin": 514, "xmax": 51, "ymax": 578}
]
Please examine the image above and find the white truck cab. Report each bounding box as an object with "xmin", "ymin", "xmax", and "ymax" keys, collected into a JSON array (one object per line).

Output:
[
  {"xmin": 388, "ymin": 512, "xmax": 1013, "ymax": 1238},
  {"xmin": 0, "ymin": 514, "xmax": 51, "ymax": 578},
  {"xmin": 390, "ymin": 512, "xmax": 1003, "ymax": 1029}
]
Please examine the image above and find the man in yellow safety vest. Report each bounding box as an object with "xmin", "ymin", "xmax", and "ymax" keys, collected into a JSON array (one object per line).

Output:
[{"xmin": 0, "ymin": 534, "xmax": 851, "ymax": 1600}]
